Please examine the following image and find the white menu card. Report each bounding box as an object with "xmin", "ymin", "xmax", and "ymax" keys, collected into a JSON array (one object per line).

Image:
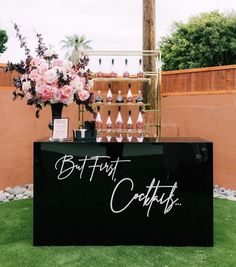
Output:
[{"xmin": 52, "ymin": 118, "xmax": 69, "ymax": 140}]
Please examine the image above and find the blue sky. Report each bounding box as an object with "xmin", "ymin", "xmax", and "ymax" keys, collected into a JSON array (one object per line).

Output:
[{"xmin": 0, "ymin": 0, "xmax": 236, "ymax": 64}]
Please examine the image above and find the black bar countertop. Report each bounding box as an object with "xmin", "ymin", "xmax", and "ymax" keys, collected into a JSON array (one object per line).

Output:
[{"xmin": 34, "ymin": 137, "xmax": 213, "ymax": 246}]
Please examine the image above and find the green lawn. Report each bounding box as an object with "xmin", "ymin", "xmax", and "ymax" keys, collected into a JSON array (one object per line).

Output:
[{"xmin": 0, "ymin": 199, "xmax": 236, "ymax": 267}]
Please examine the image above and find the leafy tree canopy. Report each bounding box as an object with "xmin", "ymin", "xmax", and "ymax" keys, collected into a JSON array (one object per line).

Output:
[
  {"xmin": 159, "ymin": 11, "xmax": 236, "ymax": 70},
  {"xmin": 0, "ymin": 28, "xmax": 8, "ymax": 54}
]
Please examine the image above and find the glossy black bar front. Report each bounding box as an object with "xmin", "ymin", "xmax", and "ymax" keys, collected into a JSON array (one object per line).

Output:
[{"xmin": 34, "ymin": 138, "xmax": 213, "ymax": 246}]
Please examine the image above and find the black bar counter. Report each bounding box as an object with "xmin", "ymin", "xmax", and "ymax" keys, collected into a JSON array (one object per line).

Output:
[{"xmin": 34, "ymin": 137, "xmax": 213, "ymax": 246}]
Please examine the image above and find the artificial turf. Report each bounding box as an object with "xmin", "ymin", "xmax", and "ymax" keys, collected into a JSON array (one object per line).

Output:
[{"xmin": 0, "ymin": 198, "xmax": 236, "ymax": 267}]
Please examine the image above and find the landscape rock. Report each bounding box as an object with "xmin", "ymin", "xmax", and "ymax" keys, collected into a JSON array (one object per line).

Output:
[
  {"xmin": 15, "ymin": 193, "xmax": 24, "ymax": 200},
  {"xmin": 0, "ymin": 184, "xmax": 33, "ymax": 203},
  {"xmin": 12, "ymin": 186, "xmax": 25, "ymax": 196},
  {"xmin": 3, "ymin": 192, "xmax": 11, "ymax": 198},
  {"xmin": 0, "ymin": 195, "xmax": 7, "ymax": 202},
  {"xmin": 214, "ymin": 185, "xmax": 236, "ymax": 201},
  {"xmin": 28, "ymin": 184, "xmax": 33, "ymax": 191},
  {"xmin": 7, "ymin": 194, "xmax": 14, "ymax": 200}
]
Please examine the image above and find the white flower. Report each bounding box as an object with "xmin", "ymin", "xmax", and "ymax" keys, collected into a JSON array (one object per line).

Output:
[
  {"xmin": 65, "ymin": 94, "xmax": 74, "ymax": 105},
  {"xmin": 21, "ymin": 74, "xmax": 29, "ymax": 82},
  {"xmin": 87, "ymin": 79, "xmax": 94, "ymax": 89},
  {"xmin": 22, "ymin": 81, "xmax": 31, "ymax": 92},
  {"xmin": 44, "ymin": 49, "xmax": 54, "ymax": 57},
  {"xmin": 63, "ymin": 60, "xmax": 73, "ymax": 70},
  {"xmin": 62, "ymin": 70, "xmax": 68, "ymax": 81},
  {"xmin": 44, "ymin": 69, "xmax": 58, "ymax": 84},
  {"xmin": 35, "ymin": 84, "xmax": 43, "ymax": 94},
  {"xmin": 70, "ymin": 77, "xmax": 84, "ymax": 92},
  {"xmin": 38, "ymin": 61, "xmax": 49, "ymax": 75}
]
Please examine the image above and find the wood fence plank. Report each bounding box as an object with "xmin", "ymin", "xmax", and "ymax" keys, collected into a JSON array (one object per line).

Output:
[{"xmin": 162, "ymin": 65, "xmax": 236, "ymax": 95}]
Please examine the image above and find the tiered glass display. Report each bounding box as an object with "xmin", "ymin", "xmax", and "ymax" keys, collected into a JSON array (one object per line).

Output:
[{"xmin": 80, "ymin": 50, "xmax": 161, "ymax": 141}]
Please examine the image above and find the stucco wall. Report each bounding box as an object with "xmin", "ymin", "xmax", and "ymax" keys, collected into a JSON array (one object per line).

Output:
[
  {"xmin": 0, "ymin": 90, "xmax": 81, "ymax": 189},
  {"xmin": 161, "ymin": 93, "xmax": 236, "ymax": 190},
  {"xmin": 1, "ymin": 89, "xmax": 236, "ymax": 190}
]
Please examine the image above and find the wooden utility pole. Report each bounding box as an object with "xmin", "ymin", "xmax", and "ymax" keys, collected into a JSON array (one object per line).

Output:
[
  {"xmin": 143, "ymin": 0, "xmax": 156, "ymax": 58},
  {"xmin": 143, "ymin": 0, "xmax": 156, "ymax": 109}
]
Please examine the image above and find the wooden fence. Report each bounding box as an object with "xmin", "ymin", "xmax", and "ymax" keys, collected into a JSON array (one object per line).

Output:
[
  {"xmin": 0, "ymin": 63, "xmax": 18, "ymax": 89},
  {"xmin": 162, "ymin": 64, "xmax": 236, "ymax": 96}
]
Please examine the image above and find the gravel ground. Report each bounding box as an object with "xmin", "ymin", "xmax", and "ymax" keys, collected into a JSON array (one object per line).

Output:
[{"xmin": 0, "ymin": 184, "xmax": 236, "ymax": 202}]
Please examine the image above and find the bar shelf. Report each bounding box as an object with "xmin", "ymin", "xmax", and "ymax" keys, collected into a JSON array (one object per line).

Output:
[{"xmin": 80, "ymin": 49, "xmax": 162, "ymax": 138}]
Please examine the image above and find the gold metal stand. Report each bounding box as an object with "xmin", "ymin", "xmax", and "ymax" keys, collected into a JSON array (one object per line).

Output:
[{"xmin": 80, "ymin": 50, "xmax": 162, "ymax": 138}]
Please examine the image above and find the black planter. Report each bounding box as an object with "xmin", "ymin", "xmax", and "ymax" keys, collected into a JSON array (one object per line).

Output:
[{"xmin": 48, "ymin": 103, "xmax": 63, "ymax": 131}]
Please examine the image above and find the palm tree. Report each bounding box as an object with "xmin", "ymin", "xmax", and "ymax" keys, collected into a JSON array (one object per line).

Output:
[{"xmin": 61, "ymin": 34, "xmax": 92, "ymax": 64}]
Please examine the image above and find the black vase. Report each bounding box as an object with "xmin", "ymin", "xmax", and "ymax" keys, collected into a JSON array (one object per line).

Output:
[{"xmin": 48, "ymin": 103, "xmax": 63, "ymax": 130}]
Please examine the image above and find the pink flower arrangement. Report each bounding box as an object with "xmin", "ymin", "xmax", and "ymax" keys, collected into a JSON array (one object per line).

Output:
[
  {"xmin": 6, "ymin": 24, "xmax": 94, "ymax": 117},
  {"xmin": 19, "ymin": 55, "xmax": 93, "ymax": 107}
]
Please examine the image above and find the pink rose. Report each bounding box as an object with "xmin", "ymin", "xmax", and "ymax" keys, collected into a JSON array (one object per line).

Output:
[
  {"xmin": 52, "ymin": 90, "xmax": 62, "ymax": 102},
  {"xmin": 78, "ymin": 89, "xmax": 90, "ymax": 101},
  {"xmin": 44, "ymin": 69, "xmax": 58, "ymax": 84},
  {"xmin": 41, "ymin": 86, "xmax": 52, "ymax": 102},
  {"xmin": 61, "ymin": 85, "xmax": 73, "ymax": 98},
  {"xmin": 29, "ymin": 69, "xmax": 39, "ymax": 80},
  {"xmin": 52, "ymin": 59, "xmax": 63, "ymax": 67},
  {"xmin": 38, "ymin": 62, "xmax": 49, "ymax": 75},
  {"xmin": 35, "ymin": 75, "xmax": 45, "ymax": 87}
]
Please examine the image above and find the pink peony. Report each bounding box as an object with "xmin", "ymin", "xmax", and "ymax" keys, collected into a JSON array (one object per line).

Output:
[
  {"xmin": 61, "ymin": 85, "xmax": 73, "ymax": 98},
  {"xmin": 29, "ymin": 69, "xmax": 39, "ymax": 80},
  {"xmin": 41, "ymin": 86, "xmax": 52, "ymax": 102},
  {"xmin": 38, "ymin": 62, "xmax": 49, "ymax": 75},
  {"xmin": 78, "ymin": 89, "xmax": 90, "ymax": 101}
]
